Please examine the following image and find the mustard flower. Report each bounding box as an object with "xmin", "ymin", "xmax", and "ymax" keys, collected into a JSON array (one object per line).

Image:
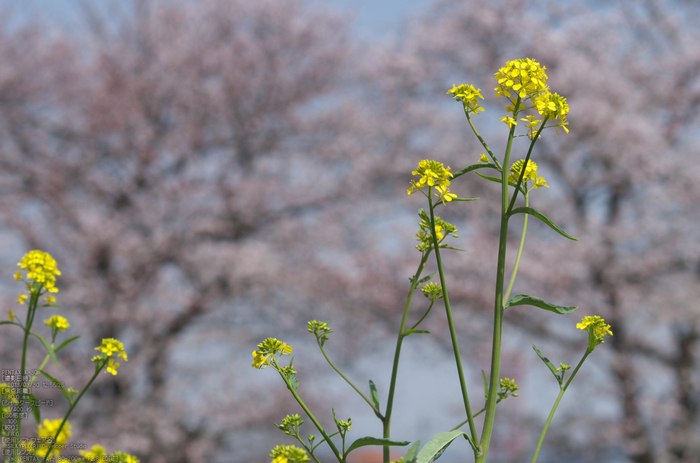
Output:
[
  {"xmin": 269, "ymin": 445, "xmax": 310, "ymax": 463},
  {"xmin": 308, "ymin": 320, "xmax": 332, "ymax": 345},
  {"xmin": 17, "ymin": 294, "xmax": 27, "ymax": 305},
  {"xmin": 577, "ymin": 315, "xmax": 613, "ymax": 352},
  {"xmin": 276, "ymin": 414, "xmax": 305, "ymax": 436},
  {"xmin": 479, "ymin": 153, "xmax": 489, "ymax": 163},
  {"xmin": 21, "ymin": 419, "xmax": 72, "ymax": 459},
  {"xmin": 1, "ymin": 382, "xmax": 18, "ymax": 416},
  {"xmin": 508, "ymin": 159, "xmax": 548, "ymax": 190},
  {"xmin": 447, "ymin": 84, "xmax": 485, "ymax": 114},
  {"xmin": 498, "ymin": 378, "xmax": 520, "ymax": 400},
  {"xmin": 81, "ymin": 445, "xmax": 107, "ymax": 461},
  {"xmin": 414, "ymin": 215, "xmax": 458, "ymax": 252},
  {"xmin": 535, "ymin": 91, "xmax": 570, "ymax": 134},
  {"xmin": 92, "ymin": 338, "xmax": 129, "ymax": 374},
  {"xmin": 520, "ymin": 115, "xmax": 542, "ymax": 140},
  {"xmin": 252, "ymin": 338, "xmax": 293, "ymax": 369},
  {"xmin": 421, "ymin": 282, "xmax": 443, "ymax": 302},
  {"xmin": 16, "ymin": 250, "xmax": 61, "ymax": 293},
  {"xmin": 44, "ymin": 315, "xmax": 70, "ymax": 331},
  {"xmin": 408, "ymin": 160, "xmax": 455, "ymax": 199},
  {"xmin": 7, "ymin": 310, "xmax": 15, "ymax": 321},
  {"xmin": 500, "ymin": 116, "xmax": 517, "ymax": 128},
  {"xmin": 494, "ymin": 58, "xmax": 549, "ymax": 100},
  {"xmin": 112, "ymin": 451, "xmax": 141, "ymax": 463}
]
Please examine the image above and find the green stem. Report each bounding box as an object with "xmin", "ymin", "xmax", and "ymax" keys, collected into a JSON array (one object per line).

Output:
[
  {"xmin": 530, "ymin": 351, "xmax": 590, "ymax": 463},
  {"xmin": 383, "ymin": 253, "xmax": 429, "ymax": 463},
  {"xmin": 428, "ymin": 192, "xmax": 479, "ymax": 452},
  {"xmin": 506, "ymin": 117, "xmax": 548, "ymax": 216},
  {"xmin": 279, "ymin": 367, "xmax": 344, "ymax": 463},
  {"xmin": 504, "ymin": 193, "xmax": 529, "ymax": 303},
  {"xmin": 477, "ymin": 98, "xmax": 521, "ymax": 463},
  {"xmin": 40, "ymin": 364, "xmax": 103, "ymax": 463},
  {"xmin": 13, "ymin": 287, "xmax": 40, "ymax": 463},
  {"xmin": 408, "ymin": 301, "xmax": 434, "ymax": 332},
  {"xmin": 318, "ymin": 345, "xmax": 380, "ymax": 418},
  {"xmin": 464, "ymin": 110, "xmax": 502, "ymax": 171}
]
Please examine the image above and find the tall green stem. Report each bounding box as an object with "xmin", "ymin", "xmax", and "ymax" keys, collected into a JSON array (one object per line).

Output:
[
  {"xmin": 504, "ymin": 193, "xmax": 529, "ymax": 303},
  {"xmin": 428, "ymin": 194, "xmax": 479, "ymax": 452},
  {"xmin": 477, "ymin": 99, "xmax": 521, "ymax": 463},
  {"xmin": 383, "ymin": 254, "xmax": 428, "ymax": 463},
  {"xmin": 530, "ymin": 351, "xmax": 590, "ymax": 463}
]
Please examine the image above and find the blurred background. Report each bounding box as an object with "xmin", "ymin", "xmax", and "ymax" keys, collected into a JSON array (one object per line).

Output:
[{"xmin": 0, "ymin": 0, "xmax": 698, "ymax": 462}]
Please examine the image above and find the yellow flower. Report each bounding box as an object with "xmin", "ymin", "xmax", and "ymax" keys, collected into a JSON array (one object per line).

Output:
[
  {"xmin": 479, "ymin": 153, "xmax": 489, "ymax": 163},
  {"xmin": 252, "ymin": 350, "xmax": 273, "ymax": 369},
  {"xmin": 17, "ymin": 250, "xmax": 61, "ymax": 293},
  {"xmin": 494, "ymin": 58, "xmax": 549, "ymax": 100},
  {"xmin": 112, "ymin": 451, "xmax": 140, "ymax": 463},
  {"xmin": 508, "ymin": 159, "xmax": 538, "ymax": 184},
  {"xmin": 500, "ymin": 116, "xmax": 517, "ymax": 128},
  {"xmin": 106, "ymin": 358, "xmax": 121, "ymax": 375},
  {"xmin": 535, "ymin": 91, "xmax": 569, "ymax": 134},
  {"xmin": 577, "ymin": 315, "xmax": 613, "ymax": 351},
  {"xmin": 22, "ymin": 419, "xmax": 72, "ymax": 459},
  {"xmin": 44, "ymin": 315, "xmax": 70, "ymax": 331},
  {"xmin": 520, "ymin": 115, "xmax": 542, "ymax": 140},
  {"xmin": 81, "ymin": 445, "xmax": 107, "ymax": 461},
  {"xmin": 272, "ymin": 457, "xmax": 289, "ymax": 463},
  {"xmin": 252, "ymin": 338, "xmax": 293, "ymax": 369},
  {"xmin": 447, "ymin": 84, "xmax": 485, "ymax": 114},
  {"xmin": 44, "ymin": 296, "xmax": 56, "ymax": 304},
  {"xmin": 17, "ymin": 294, "xmax": 27, "ymax": 305},
  {"xmin": 7, "ymin": 310, "xmax": 15, "ymax": 321}
]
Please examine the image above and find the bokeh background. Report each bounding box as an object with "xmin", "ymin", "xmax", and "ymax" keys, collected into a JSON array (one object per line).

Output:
[{"xmin": 0, "ymin": 0, "xmax": 699, "ymax": 462}]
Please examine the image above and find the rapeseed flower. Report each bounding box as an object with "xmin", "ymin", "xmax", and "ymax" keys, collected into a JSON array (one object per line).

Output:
[
  {"xmin": 252, "ymin": 338, "xmax": 293, "ymax": 369},
  {"xmin": 577, "ymin": 315, "xmax": 613, "ymax": 352},
  {"xmin": 508, "ymin": 160, "xmax": 548, "ymax": 190},
  {"xmin": 80, "ymin": 445, "xmax": 107, "ymax": 461},
  {"xmin": 16, "ymin": 250, "xmax": 61, "ymax": 293},
  {"xmin": 407, "ymin": 160, "xmax": 456, "ymax": 206},
  {"xmin": 44, "ymin": 315, "xmax": 70, "ymax": 331},
  {"xmin": 269, "ymin": 444, "xmax": 310, "ymax": 463},
  {"xmin": 447, "ymin": 84, "xmax": 485, "ymax": 114},
  {"xmin": 535, "ymin": 91, "xmax": 569, "ymax": 134},
  {"xmin": 21, "ymin": 419, "xmax": 72, "ymax": 459},
  {"xmin": 494, "ymin": 58, "xmax": 549, "ymax": 100},
  {"xmin": 92, "ymin": 338, "xmax": 129, "ymax": 375}
]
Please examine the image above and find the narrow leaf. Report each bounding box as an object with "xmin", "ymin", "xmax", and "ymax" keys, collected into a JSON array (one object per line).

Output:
[
  {"xmin": 505, "ymin": 294, "xmax": 577, "ymax": 315},
  {"xmin": 369, "ymin": 380, "xmax": 380, "ymax": 412},
  {"xmin": 441, "ymin": 246, "xmax": 466, "ymax": 252},
  {"xmin": 453, "ymin": 163, "xmax": 498, "ymax": 179},
  {"xmin": 417, "ymin": 272, "xmax": 437, "ymax": 286},
  {"xmin": 27, "ymin": 393, "xmax": 41, "ymax": 424},
  {"xmin": 481, "ymin": 370, "xmax": 488, "ymax": 401},
  {"xmin": 403, "ymin": 329, "xmax": 431, "ymax": 336},
  {"xmin": 39, "ymin": 370, "xmax": 71, "ymax": 403},
  {"xmin": 475, "ymin": 172, "xmax": 527, "ymax": 195},
  {"xmin": 344, "ymin": 437, "xmax": 410, "ymax": 459},
  {"xmin": 55, "ymin": 336, "xmax": 80, "ymax": 353},
  {"xmin": 532, "ymin": 344, "xmax": 561, "ymax": 385},
  {"xmin": 405, "ymin": 441, "xmax": 421, "ymax": 463},
  {"xmin": 417, "ymin": 431, "xmax": 467, "ymax": 463},
  {"xmin": 506, "ymin": 207, "xmax": 577, "ymax": 240},
  {"xmin": 451, "ymin": 197, "xmax": 478, "ymax": 202},
  {"xmin": 31, "ymin": 333, "xmax": 59, "ymax": 367}
]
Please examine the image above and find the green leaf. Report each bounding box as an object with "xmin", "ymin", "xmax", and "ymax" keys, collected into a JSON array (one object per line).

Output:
[
  {"xmin": 453, "ymin": 163, "xmax": 498, "ymax": 179},
  {"xmin": 39, "ymin": 370, "xmax": 71, "ymax": 403},
  {"xmin": 417, "ymin": 431, "xmax": 469, "ymax": 463},
  {"xmin": 369, "ymin": 380, "xmax": 381, "ymax": 414},
  {"xmin": 532, "ymin": 344, "xmax": 561, "ymax": 385},
  {"xmin": 417, "ymin": 272, "xmax": 437, "ymax": 286},
  {"xmin": 403, "ymin": 329, "xmax": 431, "ymax": 336},
  {"xmin": 505, "ymin": 294, "xmax": 577, "ymax": 315},
  {"xmin": 474, "ymin": 172, "xmax": 527, "ymax": 195},
  {"xmin": 344, "ymin": 437, "xmax": 410, "ymax": 459},
  {"xmin": 405, "ymin": 441, "xmax": 421, "ymax": 463},
  {"xmin": 30, "ymin": 333, "xmax": 59, "ymax": 368},
  {"xmin": 482, "ymin": 370, "xmax": 488, "ymax": 401},
  {"xmin": 506, "ymin": 207, "xmax": 577, "ymax": 241},
  {"xmin": 440, "ymin": 246, "xmax": 466, "ymax": 252},
  {"xmin": 55, "ymin": 336, "xmax": 80, "ymax": 353},
  {"xmin": 27, "ymin": 393, "xmax": 41, "ymax": 424},
  {"xmin": 288, "ymin": 373, "xmax": 299, "ymax": 392},
  {"xmin": 0, "ymin": 321, "xmax": 18, "ymax": 326},
  {"xmin": 451, "ymin": 197, "xmax": 479, "ymax": 202}
]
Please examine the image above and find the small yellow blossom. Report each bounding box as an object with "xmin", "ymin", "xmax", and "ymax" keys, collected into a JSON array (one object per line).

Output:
[
  {"xmin": 17, "ymin": 294, "xmax": 27, "ymax": 304},
  {"xmin": 44, "ymin": 315, "xmax": 70, "ymax": 331},
  {"xmin": 17, "ymin": 250, "xmax": 61, "ymax": 293},
  {"xmin": 479, "ymin": 153, "xmax": 489, "ymax": 163},
  {"xmin": 447, "ymin": 84, "xmax": 485, "ymax": 114},
  {"xmin": 92, "ymin": 338, "xmax": 129, "ymax": 374},
  {"xmin": 44, "ymin": 296, "xmax": 56, "ymax": 304},
  {"xmin": 272, "ymin": 457, "xmax": 288, "ymax": 463},
  {"xmin": 21, "ymin": 419, "xmax": 72, "ymax": 459},
  {"xmin": 577, "ymin": 315, "xmax": 613, "ymax": 352},
  {"xmin": 81, "ymin": 445, "xmax": 107, "ymax": 461},
  {"xmin": 106, "ymin": 359, "xmax": 120, "ymax": 375},
  {"xmin": 252, "ymin": 338, "xmax": 293, "ymax": 369},
  {"xmin": 7, "ymin": 310, "xmax": 15, "ymax": 321},
  {"xmin": 494, "ymin": 58, "xmax": 549, "ymax": 100},
  {"xmin": 269, "ymin": 445, "xmax": 310, "ymax": 463},
  {"xmin": 535, "ymin": 91, "xmax": 569, "ymax": 134},
  {"xmin": 112, "ymin": 451, "xmax": 140, "ymax": 463},
  {"xmin": 500, "ymin": 116, "xmax": 517, "ymax": 128}
]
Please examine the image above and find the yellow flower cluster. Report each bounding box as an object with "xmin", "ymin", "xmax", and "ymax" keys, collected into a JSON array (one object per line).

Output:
[
  {"xmin": 407, "ymin": 160, "xmax": 457, "ymax": 205},
  {"xmin": 80, "ymin": 446, "xmax": 140, "ymax": 463},
  {"xmin": 494, "ymin": 58, "xmax": 549, "ymax": 100},
  {"xmin": 1, "ymin": 382, "xmax": 18, "ymax": 416},
  {"xmin": 252, "ymin": 338, "xmax": 293, "ymax": 369},
  {"xmin": 446, "ymin": 84, "xmax": 485, "ymax": 114},
  {"xmin": 92, "ymin": 338, "xmax": 129, "ymax": 375},
  {"xmin": 21, "ymin": 419, "xmax": 72, "ymax": 460},
  {"xmin": 414, "ymin": 215, "xmax": 458, "ymax": 252},
  {"xmin": 269, "ymin": 444, "xmax": 310, "ymax": 463},
  {"xmin": 577, "ymin": 315, "xmax": 613, "ymax": 352},
  {"xmin": 535, "ymin": 92, "xmax": 570, "ymax": 133},
  {"xmin": 508, "ymin": 160, "xmax": 548, "ymax": 189},
  {"xmin": 44, "ymin": 315, "xmax": 70, "ymax": 331},
  {"xmin": 16, "ymin": 250, "xmax": 61, "ymax": 293}
]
